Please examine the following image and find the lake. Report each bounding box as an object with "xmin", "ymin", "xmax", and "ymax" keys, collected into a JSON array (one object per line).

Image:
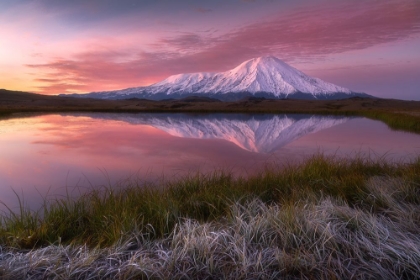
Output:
[{"xmin": 1, "ymin": 113, "xmax": 420, "ymax": 211}]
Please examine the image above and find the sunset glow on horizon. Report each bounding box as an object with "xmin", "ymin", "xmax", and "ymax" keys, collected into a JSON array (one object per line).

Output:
[{"xmin": 1, "ymin": 0, "xmax": 419, "ymax": 100}]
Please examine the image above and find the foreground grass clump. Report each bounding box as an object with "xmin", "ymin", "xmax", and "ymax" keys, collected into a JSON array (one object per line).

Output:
[{"xmin": 1, "ymin": 155, "xmax": 420, "ymax": 278}]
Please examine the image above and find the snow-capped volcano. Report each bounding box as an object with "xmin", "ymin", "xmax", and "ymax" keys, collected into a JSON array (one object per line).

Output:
[
  {"xmin": 149, "ymin": 56, "xmax": 351, "ymax": 96},
  {"xmin": 64, "ymin": 56, "xmax": 368, "ymax": 100},
  {"xmin": 70, "ymin": 113, "xmax": 350, "ymax": 153}
]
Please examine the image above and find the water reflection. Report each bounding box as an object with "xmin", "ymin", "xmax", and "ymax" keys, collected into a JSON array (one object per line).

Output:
[
  {"xmin": 71, "ymin": 113, "xmax": 350, "ymax": 153},
  {"xmin": 0, "ymin": 113, "xmax": 419, "ymax": 211}
]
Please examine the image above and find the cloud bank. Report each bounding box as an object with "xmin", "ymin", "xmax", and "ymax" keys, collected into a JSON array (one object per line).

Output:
[{"xmin": 26, "ymin": 0, "xmax": 420, "ymax": 95}]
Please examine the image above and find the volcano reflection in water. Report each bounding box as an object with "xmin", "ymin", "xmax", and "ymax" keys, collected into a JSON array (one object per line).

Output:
[{"xmin": 81, "ymin": 113, "xmax": 349, "ymax": 153}]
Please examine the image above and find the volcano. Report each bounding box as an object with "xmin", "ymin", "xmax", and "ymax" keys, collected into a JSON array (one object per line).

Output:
[{"xmin": 65, "ymin": 56, "xmax": 369, "ymax": 101}]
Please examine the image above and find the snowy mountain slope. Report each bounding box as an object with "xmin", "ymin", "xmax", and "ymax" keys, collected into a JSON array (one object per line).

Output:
[
  {"xmin": 63, "ymin": 56, "xmax": 369, "ymax": 101},
  {"xmin": 147, "ymin": 56, "xmax": 351, "ymax": 97},
  {"xmin": 72, "ymin": 113, "xmax": 349, "ymax": 153}
]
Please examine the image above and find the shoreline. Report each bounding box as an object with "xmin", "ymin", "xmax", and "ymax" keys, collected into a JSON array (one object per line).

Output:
[
  {"xmin": 1, "ymin": 89, "xmax": 420, "ymax": 133},
  {"xmin": 1, "ymin": 155, "xmax": 420, "ymax": 278}
]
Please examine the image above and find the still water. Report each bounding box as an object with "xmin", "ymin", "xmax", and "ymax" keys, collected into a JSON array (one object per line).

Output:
[{"xmin": 1, "ymin": 113, "xmax": 420, "ymax": 210}]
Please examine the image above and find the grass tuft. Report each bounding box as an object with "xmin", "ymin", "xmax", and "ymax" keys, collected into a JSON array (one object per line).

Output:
[{"xmin": 1, "ymin": 155, "xmax": 420, "ymax": 278}]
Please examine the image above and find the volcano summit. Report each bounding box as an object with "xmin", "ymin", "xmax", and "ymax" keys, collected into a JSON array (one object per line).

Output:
[{"xmin": 66, "ymin": 56, "xmax": 369, "ymax": 101}]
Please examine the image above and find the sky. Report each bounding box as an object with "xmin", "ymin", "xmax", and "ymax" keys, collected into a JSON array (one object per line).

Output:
[{"xmin": 0, "ymin": 0, "xmax": 419, "ymax": 100}]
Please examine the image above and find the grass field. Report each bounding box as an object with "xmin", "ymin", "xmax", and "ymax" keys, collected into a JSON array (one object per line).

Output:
[{"xmin": 1, "ymin": 155, "xmax": 419, "ymax": 278}]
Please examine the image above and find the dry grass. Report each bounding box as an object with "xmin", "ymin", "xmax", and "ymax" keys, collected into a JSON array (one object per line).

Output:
[{"xmin": 1, "ymin": 155, "xmax": 420, "ymax": 279}]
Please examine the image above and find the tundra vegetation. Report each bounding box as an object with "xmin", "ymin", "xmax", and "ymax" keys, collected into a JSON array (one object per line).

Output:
[{"xmin": 1, "ymin": 155, "xmax": 420, "ymax": 279}]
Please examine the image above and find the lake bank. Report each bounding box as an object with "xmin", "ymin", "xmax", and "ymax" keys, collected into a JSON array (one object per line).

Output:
[
  {"xmin": 1, "ymin": 91, "xmax": 420, "ymax": 278},
  {"xmin": 2, "ymin": 112, "xmax": 420, "ymax": 213},
  {"xmin": 1, "ymin": 89, "xmax": 420, "ymax": 133},
  {"xmin": 1, "ymin": 155, "xmax": 420, "ymax": 278}
]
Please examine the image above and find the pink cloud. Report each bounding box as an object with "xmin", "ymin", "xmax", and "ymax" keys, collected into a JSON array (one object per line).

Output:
[
  {"xmin": 194, "ymin": 7, "xmax": 212, "ymax": 14},
  {"xmin": 28, "ymin": 0, "xmax": 420, "ymax": 94},
  {"xmin": 159, "ymin": 33, "xmax": 211, "ymax": 52},
  {"xmin": 201, "ymin": 0, "xmax": 420, "ymax": 62}
]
